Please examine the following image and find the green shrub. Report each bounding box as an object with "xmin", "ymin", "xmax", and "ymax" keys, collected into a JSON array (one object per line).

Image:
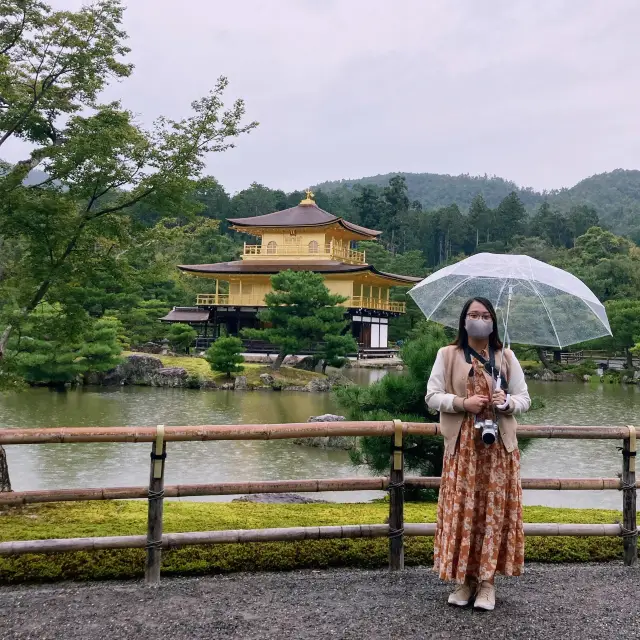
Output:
[
  {"xmin": 205, "ymin": 337, "xmax": 244, "ymax": 378},
  {"xmin": 335, "ymin": 323, "xmax": 448, "ymax": 500},
  {"xmin": 167, "ymin": 323, "xmax": 197, "ymax": 353},
  {"xmin": 522, "ymin": 363, "xmax": 544, "ymax": 376},
  {"xmin": 565, "ymin": 359, "xmax": 598, "ymax": 380},
  {"xmin": 0, "ymin": 502, "xmax": 625, "ymax": 584}
]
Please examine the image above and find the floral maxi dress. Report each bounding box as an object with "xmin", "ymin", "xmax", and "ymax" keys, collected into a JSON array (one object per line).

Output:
[{"xmin": 433, "ymin": 355, "xmax": 525, "ymax": 583}]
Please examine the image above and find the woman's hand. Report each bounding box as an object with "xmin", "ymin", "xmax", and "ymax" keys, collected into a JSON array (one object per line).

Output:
[
  {"xmin": 464, "ymin": 394, "xmax": 489, "ymax": 415},
  {"xmin": 492, "ymin": 390, "xmax": 507, "ymax": 407}
]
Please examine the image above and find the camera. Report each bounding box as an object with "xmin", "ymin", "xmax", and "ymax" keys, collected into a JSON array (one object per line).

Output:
[{"xmin": 475, "ymin": 417, "xmax": 498, "ymax": 445}]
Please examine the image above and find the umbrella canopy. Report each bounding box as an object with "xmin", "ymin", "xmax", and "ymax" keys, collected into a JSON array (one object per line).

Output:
[{"xmin": 408, "ymin": 253, "xmax": 611, "ymax": 348}]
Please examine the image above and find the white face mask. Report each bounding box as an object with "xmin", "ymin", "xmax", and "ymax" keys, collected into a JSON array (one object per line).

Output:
[{"xmin": 465, "ymin": 317, "xmax": 493, "ymax": 338}]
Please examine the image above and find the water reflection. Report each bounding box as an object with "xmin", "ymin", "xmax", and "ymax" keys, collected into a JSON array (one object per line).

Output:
[{"xmin": 1, "ymin": 376, "xmax": 638, "ymax": 508}]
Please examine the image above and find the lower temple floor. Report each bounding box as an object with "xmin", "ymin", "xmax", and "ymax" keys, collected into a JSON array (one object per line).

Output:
[{"xmin": 160, "ymin": 306, "xmax": 398, "ymax": 352}]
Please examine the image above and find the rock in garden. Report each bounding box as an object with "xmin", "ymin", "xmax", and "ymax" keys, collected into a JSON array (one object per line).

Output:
[
  {"xmin": 308, "ymin": 414, "xmax": 346, "ymax": 423},
  {"xmin": 259, "ymin": 373, "xmax": 275, "ymax": 386},
  {"xmin": 292, "ymin": 414, "xmax": 356, "ymax": 450},
  {"xmin": 156, "ymin": 367, "xmax": 188, "ymax": 387},
  {"xmin": 99, "ymin": 354, "xmax": 163, "ymax": 386},
  {"xmin": 305, "ymin": 377, "xmax": 331, "ymax": 393},
  {"xmin": 137, "ymin": 342, "xmax": 163, "ymax": 354},
  {"xmin": 234, "ymin": 375, "xmax": 248, "ymax": 390},
  {"xmin": 232, "ymin": 493, "xmax": 329, "ymax": 504},
  {"xmin": 292, "ymin": 356, "xmax": 319, "ymax": 371}
]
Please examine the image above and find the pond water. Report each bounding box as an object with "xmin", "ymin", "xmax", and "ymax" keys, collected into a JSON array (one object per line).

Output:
[{"xmin": 1, "ymin": 371, "xmax": 638, "ymax": 509}]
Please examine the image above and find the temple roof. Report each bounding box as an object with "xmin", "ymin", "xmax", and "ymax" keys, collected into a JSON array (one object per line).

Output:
[
  {"xmin": 178, "ymin": 260, "xmax": 422, "ymax": 284},
  {"xmin": 227, "ymin": 203, "xmax": 381, "ymax": 239}
]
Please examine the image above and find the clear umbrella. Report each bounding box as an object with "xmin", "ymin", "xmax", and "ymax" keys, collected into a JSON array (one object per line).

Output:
[{"xmin": 408, "ymin": 253, "xmax": 611, "ymax": 348}]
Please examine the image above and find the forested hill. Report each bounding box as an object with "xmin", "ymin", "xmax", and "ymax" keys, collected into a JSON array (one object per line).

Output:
[
  {"xmin": 316, "ymin": 169, "xmax": 640, "ymax": 237},
  {"xmin": 317, "ymin": 172, "xmax": 543, "ymax": 210}
]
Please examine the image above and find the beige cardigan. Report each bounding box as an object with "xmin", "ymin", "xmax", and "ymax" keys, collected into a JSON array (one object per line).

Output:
[{"xmin": 425, "ymin": 345, "xmax": 531, "ymax": 456}]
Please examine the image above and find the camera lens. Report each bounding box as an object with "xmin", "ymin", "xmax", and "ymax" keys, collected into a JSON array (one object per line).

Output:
[{"xmin": 482, "ymin": 430, "xmax": 496, "ymax": 445}]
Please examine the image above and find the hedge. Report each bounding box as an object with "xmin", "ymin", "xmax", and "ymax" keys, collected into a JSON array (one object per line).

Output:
[{"xmin": 0, "ymin": 501, "xmax": 625, "ymax": 583}]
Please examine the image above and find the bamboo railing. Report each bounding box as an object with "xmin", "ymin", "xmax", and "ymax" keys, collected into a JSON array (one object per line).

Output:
[{"xmin": 0, "ymin": 421, "xmax": 636, "ymax": 585}]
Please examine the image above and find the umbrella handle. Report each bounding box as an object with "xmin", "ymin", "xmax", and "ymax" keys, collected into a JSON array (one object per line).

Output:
[{"xmin": 498, "ymin": 285, "xmax": 513, "ymax": 384}]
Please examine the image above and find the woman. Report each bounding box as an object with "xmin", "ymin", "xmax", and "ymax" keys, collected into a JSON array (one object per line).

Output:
[{"xmin": 425, "ymin": 297, "xmax": 530, "ymax": 611}]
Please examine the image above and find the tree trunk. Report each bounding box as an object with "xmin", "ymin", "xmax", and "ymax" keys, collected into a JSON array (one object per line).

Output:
[
  {"xmin": 537, "ymin": 347, "xmax": 551, "ymax": 369},
  {"xmin": 625, "ymin": 347, "xmax": 633, "ymax": 370},
  {"xmin": 0, "ymin": 445, "xmax": 11, "ymax": 493},
  {"xmin": 0, "ymin": 324, "xmax": 12, "ymax": 359},
  {"xmin": 271, "ymin": 351, "xmax": 286, "ymax": 371},
  {"xmin": 321, "ymin": 360, "xmax": 328, "ymax": 375}
]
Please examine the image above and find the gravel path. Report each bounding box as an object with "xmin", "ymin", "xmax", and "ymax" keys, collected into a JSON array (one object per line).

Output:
[{"xmin": 1, "ymin": 563, "xmax": 639, "ymax": 640}]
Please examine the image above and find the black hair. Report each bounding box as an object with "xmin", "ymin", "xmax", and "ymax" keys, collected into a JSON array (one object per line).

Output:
[{"xmin": 452, "ymin": 297, "xmax": 503, "ymax": 351}]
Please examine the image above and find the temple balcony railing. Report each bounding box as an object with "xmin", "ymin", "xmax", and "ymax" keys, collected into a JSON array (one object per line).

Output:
[
  {"xmin": 242, "ymin": 243, "xmax": 366, "ymax": 265},
  {"xmin": 196, "ymin": 294, "xmax": 406, "ymax": 314},
  {"xmin": 196, "ymin": 294, "xmax": 264, "ymax": 307},
  {"xmin": 348, "ymin": 297, "xmax": 406, "ymax": 313}
]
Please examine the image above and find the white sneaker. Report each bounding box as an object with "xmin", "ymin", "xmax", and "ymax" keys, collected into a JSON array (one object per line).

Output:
[
  {"xmin": 447, "ymin": 579, "xmax": 477, "ymax": 607},
  {"xmin": 474, "ymin": 581, "xmax": 496, "ymax": 611}
]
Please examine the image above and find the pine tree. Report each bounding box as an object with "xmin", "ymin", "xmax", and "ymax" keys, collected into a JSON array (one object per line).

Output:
[
  {"xmin": 167, "ymin": 323, "xmax": 198, "ymax": 354},
  {"xmin": 78, "ymin": 317, "xmax": 124, "ymax": 374},
  {"xmin": 243, "ymin": 271, "xmax": 356, "ymax": 370},
  {"xmin": 206, "ymin": 337, "xmax": 245, "ymax": 378}
]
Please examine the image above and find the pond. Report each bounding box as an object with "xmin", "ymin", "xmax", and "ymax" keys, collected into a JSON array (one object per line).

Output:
[{"xmin": 1, "ymin": 372, "xmax": 638, "ymax": 509}]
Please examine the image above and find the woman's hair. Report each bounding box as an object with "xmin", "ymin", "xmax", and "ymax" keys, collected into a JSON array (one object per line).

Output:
[{"xmin": 452, "ymin": 297, "xmax": 503, "ymax": 351}]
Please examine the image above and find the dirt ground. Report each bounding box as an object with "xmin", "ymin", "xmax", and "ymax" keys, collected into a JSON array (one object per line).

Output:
[{"xmin": 1, "ymin": 563, "xmax": 639, "ymax": 640}]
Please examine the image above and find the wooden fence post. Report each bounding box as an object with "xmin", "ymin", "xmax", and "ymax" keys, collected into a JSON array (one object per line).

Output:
[
  {"xmin": 622, "ymin": 425, "xmax": 637, "ymax": 566},
  {"xmin": 145, "ymin": 425, "xmax": 166, "ymax": 585},
  {"xmin": 388, "ymin": 419, "xmax": 404, "ymax": 571}
]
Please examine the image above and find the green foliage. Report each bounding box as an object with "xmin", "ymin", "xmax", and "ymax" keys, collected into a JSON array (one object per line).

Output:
[
  {"xmin": 167, "ymin": 323, "xmax": 197, "ymax": 354},
  {"xmin": 0, "ymin": 0, "xmax": 256, "ymax": 366},
  {"xmin": 205, "ymin": 337, "xmax": 245, "ymax": 378},
  {"xmin": 77, "ymin": 317, "xmax": 124, "ymax": 374},
  {"xmin": 318, "ymin": 334, "xmax": 357, "ymax": 373},
  {"xmin": 8, "ymin": 305, "xmax": 122, "ymax": 385},
  {"xmin": 565, "ymin": 359, "xmax": 598, "ymax": 380},
  {"xmin": 335, "ymin": 323, "xmax": 449, "ymax": 498},
  {"xmin": 243, "ymin": 271, "xmax": 353, "ymax": 370},
  {"xmin": 0, "ymin": 501, "xmax": 625, "ymax": 583},
  {"xmin": 113, "ymin": 300, "xmax": 170, "ymax": 347},
  {"xmin": 316, "ymin": 169, "xmax": 640, "ymax": 238},
  {"xmin": 602, "ymin": 300, "xmax": 640, "ymax": 367}
]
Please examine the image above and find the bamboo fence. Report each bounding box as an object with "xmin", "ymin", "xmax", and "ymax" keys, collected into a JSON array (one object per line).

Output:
[{"xmin": 0, "ymin": 421, "xmax": 636, "ymax": 585}]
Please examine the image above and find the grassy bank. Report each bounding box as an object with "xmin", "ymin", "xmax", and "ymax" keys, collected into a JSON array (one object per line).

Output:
[
  {"xmin": 0, "ymin": 501, "xmax": 625, "ymax": 584},
  {"xmin": 128, "ymin": 352, "xmax": 324, "ymax": 387}
]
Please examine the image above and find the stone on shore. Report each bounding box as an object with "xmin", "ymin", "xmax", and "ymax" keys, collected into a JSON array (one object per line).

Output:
[
  {"xmin": 259, "ymin": 373, "xmax": 275, "ymax": 386},
  {"xmin": 231, "ymin": 493, "xmax": 329, "ymax": 504},
  {"xmin": 234, "ymin": 375, "xmax": 248, "ymax": 390},
  {"xmin": 292, "ymin": 414, "xmax": 356, "ymax": 450}
]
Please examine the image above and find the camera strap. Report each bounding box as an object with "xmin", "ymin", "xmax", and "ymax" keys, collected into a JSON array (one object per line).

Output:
[{"xmin": 464, "ymin": 345, "xmax": 508, "ymax": 391}]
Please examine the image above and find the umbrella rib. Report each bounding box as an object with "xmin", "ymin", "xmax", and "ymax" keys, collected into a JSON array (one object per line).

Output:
[
  {"xmin": 528, "ymin": 280, "xmax": 562, "ymax": 348},
  {"xmin": 427, "ymin": 275, "xmax": 475, "ymax": 318},
  {"xmin": 494, "ymin": 279, "xmax": 510, "ymax": 338}
]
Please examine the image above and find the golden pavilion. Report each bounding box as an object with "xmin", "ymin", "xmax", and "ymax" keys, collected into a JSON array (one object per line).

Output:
[{"xmin": 161, "ymin": 191, "xmax": 421, "ymax": 354}]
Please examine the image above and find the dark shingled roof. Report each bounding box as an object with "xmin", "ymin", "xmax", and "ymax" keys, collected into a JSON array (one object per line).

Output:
[
  {"xmin": 227, "ymin": 204, "xmax": 382, "ymax": 238},
  {"xmin": 160, "ymin": 308, "xmax": 210, "ymax": 323},
  {"xmin": 178, "ymin": 261, "xmax": 422, "ymax": 284}
]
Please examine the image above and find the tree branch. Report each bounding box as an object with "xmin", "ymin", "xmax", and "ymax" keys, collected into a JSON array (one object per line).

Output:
[
  {"xmin": 88, "ymin": 187, "xmax": 155, "ymax": 219},
  {"xmin": 0, "ymin": 6, "xmax": 28, "ymax": 56}
]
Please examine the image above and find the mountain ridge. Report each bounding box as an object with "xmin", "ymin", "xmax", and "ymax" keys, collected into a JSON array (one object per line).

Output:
[{"xmin": 315, "ymin": 169, "xmax": 640, "ymax": 239}]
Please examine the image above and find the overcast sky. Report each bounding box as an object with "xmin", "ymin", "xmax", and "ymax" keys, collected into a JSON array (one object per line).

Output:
[{"xmin": 8, "ymin": 0, "xmax": 640, "ymax": 194}]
